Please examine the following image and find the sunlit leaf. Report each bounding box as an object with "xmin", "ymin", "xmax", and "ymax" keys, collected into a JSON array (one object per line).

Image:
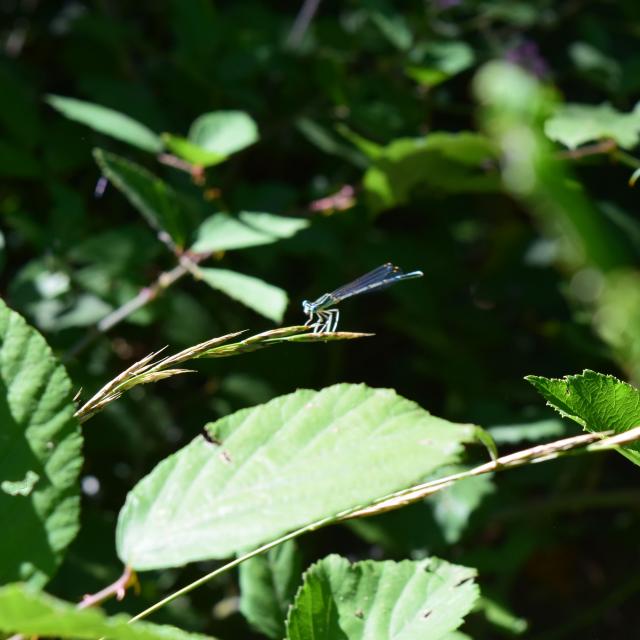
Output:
[
  {"xmin": 544, "ymin": 103, "xmax": 640, "ymax": 150},
  {"xmin": 116, "ymin": 384, "xmax": 482, "ymax": 570},
  {"xmin": 363, "ymin": 133, "xmax": 500, "ymax": 214},
  {"xmin": 0, "ymin": 583, "xmax": 218, "ymax": 640},
  {"xmin": 526, "ymin": 369, "xmax": 640, "ymax": 466},
  {"xmin": 161, "ymin": 133, "xmax": 226, "ymax": 167},
  {"xmin": 0, "ymin": 299, "xmax": 82, "ymax": 586},
  {"xmin": 240, "ymin": 540, "xmax": 303, "ymax": 639},
  {"xmin": 199, "ymin": 268, "xmax": 288, "ymax": 323},
  {"xmin": 189, "ymin": 111, "xmax": 258, "ymax": 156},
  {"xmin": 285, "ymin": 555, "xmax": 478, "ymax": 640},
  {"xmin": 46, "ymin": 95, "xmax": 162, "ymax": 153},
  {"xmin": 191, "ymin": 211, "xmax": 309, "ymax": 253}
]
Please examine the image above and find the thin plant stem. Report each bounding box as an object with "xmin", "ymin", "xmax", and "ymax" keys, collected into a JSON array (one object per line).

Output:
[
  {"xmin": 557, "ymin": 139, "xmax": 617, "ymax": 160},
  {"xmin": 286, "ymin": 0, "xmax": 322, "ymax": 48},
  {"xmin": 64, "ymin": 252, "xmax": 211, "ymax": 362},
  {"xmin": 612, "ymin": 148, "xmax": 640, "ymax": 170},
  {"xmin": 127, "ymin": 512, "xmax": 339, "ymax": 624},
  {"xmin": 78, "ymin": 565, "xmax": 137, "ymax": 609}
]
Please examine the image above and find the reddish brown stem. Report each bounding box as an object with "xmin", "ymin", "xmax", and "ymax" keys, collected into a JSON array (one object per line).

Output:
[
  {"xmin": 78, "ymin": 565, "xmax": 137, "ymax": 609},
  {"xmin": 557, "ymin": 138, "xmax": 617, "ymax": 160}
]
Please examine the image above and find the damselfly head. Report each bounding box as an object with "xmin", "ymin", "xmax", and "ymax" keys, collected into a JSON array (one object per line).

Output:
[{"xmin": 302, "ymin": 299, "xmax": 313, "ymax": 315}]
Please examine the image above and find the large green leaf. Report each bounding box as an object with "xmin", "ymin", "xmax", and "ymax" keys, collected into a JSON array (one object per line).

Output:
[
  {"xmin": 526, "ymin": 369, "xmax": 640, "ymax": 466},
  {"xmin": 46, "ymin": 95, "xmax": 162, "ymax": 153},
  {"xmin": 0, "ymin": 583, "xmax": 217, "ymax": 640},
  {"xmin": 0, "ymin": 299, "xmax": 82, "ymax": 586},
  {"xmin": 363, "ymin": 132, "xmax": 500, "ymax": 214},
  {"xmin": 544, "ymin": 103, "xmax": 640, "ymax": 150},
  {"xmin": 239, "ymin": 540, "xmax": 303, "ymax": 639},
  {"xmin": 285, "ymin": 555, "xmax": 478, "ymax": 640},
  {"xmin": 116, "ymin": 384, "xmax": 481, "ymax": 570},
  {"xmin": 199, "ymin": 268, "xmax": 288, "ymax": 323},
  {"xmin": 191, "ymin": 211, "xmax": 309, "ymax": 253},
  {"xmin": 94, "ymin": 149, "xmax": 190, "ymax": 247}
]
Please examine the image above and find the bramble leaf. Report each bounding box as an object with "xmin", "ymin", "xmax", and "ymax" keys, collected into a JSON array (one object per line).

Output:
[
  {"xmin": 239, "ymin": 540, "xmax": 303, "ymax": 639},
  {"xmin": 0, "ymin": 583, "xmax": 217, "ymax": 640},
  {"xmin": 191, "ymin": 211, "xmax": 309, "ymax": 253},
  {"xmin": 94, "ymin": 149, "xmax": 192, "ymax": 247},
  {"xmin": 116, "ymin": 384, "xmax": 482, "ymax": 570},
  {"xmin": 544, "ymin": 103, "xmax": 640, "ymax": 150},
  {"xmin": 526, "ymin": 369, "xmax": 640, "ymax": 466},
  {"xmin": 46, "ymin": 95, "xmax": 162, "ymax": 153},
  {"xmin": 199, "ymin": 268, "xmax": 288, "ymax": 323},
  {"xmin": 285, "ymin": 555, "xmax": 478, "ymax": 640},
  {"xmin": 363, "ymin": 132, "xmax": 499, "ymax": 214},
  {"xmin": 0, "ymin": 300, "xmax": 82, "ymax": 586}
]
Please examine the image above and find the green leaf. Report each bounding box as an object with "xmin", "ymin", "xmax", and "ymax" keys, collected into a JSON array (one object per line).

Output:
[
  {"xmin": 369, "ymin": 8, "xmax": 412, "ymax": 51},
  {"xmin": 116, "ymin": 384, "xmax": 481, "ymax": 570},
  {"xmin": 594, "ymin": 270, "xmax": 640, "ymax": 380},
  {"xmin": 199, "ymin": 268, "xmax": 288, "ymax": 323},
  {"xmin": 406, "ymin": 41, "xmax": 475, "ymax": 88},
  {"xmin": 544, "ymin": 103, "xmax": 640, "ymax": 150},
  {"xmin": 46, "ymin": 95, "xmax": 162, "ymax": 153},
  {"xmin": 335, "ymin": 125, "xmax": 384, "ymax": 160},
  {"xmin": 487, "ymin": 418, "xmax": 567, "ymax": 444},
  {"xmin": 43, "ymin": 294, "xmax": 113, "ymax": 331},
  {"xmin": 285, "ymin": 555, "xmax": 479, "ymax": 640},
  {"xmin": 477, "ymin": 595, "xmax": 528, "ymax": 635},
  {"xmin": 363, "ymin": 133, "xmax": 500, "ymax": 214},
  {"xmin": 0, "ymin": 299, "xmax": 82, "ymax": 586},
  {"xmin": 189, "ymin": 111, "xmax": 259, "ymax": 157},
  {"xmin": 239, "ymin": 540, "xmax": 303, "ymax": 639},
  {"xmin": 430, "ymin": 472, "xmax": 494, "ymax": 544},
  {"xmin": 162, "ymin": 133, "xmax": 226, "ymax": 167},
  {"xmin": 0, "ymin": 583, "xmax": 218, "ymax": 640},
  {"xmin": 569, "ymin": 42, "xmax": 621, "ymax": 92},
  {"xmin": 481, "ymin": 1, "xmax": 538, "ymax": 26},
  {"xmin": 526, "ymin": 369, "xmax": 640, "ymax": 466},
  {"xmin": 191, "ymin": 211, "xmax": 309, "ymax": 253},
  {"xmin": 93, "ymin": 148, "xmax": 189, "ymax": 246},
  {"xmin": 296, "ymin": 119, "xmax": 367, "ymax": 168}
]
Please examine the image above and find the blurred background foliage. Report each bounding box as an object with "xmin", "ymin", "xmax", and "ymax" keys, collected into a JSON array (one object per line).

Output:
[{"xmin": 2, "ymin": 0, "xmax": 640, "ymax": 637}]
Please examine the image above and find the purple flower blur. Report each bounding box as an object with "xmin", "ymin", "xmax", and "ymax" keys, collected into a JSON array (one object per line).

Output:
[
  {"xmin": 505, "ymin": 40, "xmax": 549, "ymax": 78},
  {"xmin": 432, "ymin": 0, "xmax": 463, "ymax": 10}
]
